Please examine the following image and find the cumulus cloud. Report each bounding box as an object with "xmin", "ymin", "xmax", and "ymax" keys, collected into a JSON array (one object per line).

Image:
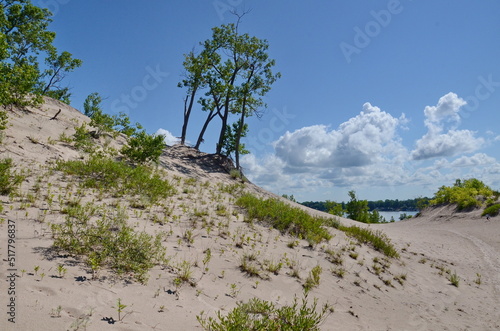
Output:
[
  {"xmin": 155, "ymin": 128, "xmax": 179, "ymax": 145},
  {"xmin": 274, "ymin": 102, "xmax": 406, "ymax": 170},
  {"xmin": 450, "ymin": 153, "xmax": 496, "ymax": 168},
  {"xmin": 423, "ymin": 92, "xmax": 465, "ymax": 133},
  {"xmin": 411, "ymin": 130, "xmax": 484, "ymax": 160},
  {"xmin": 240, "ymin": 102, "xmax": 414, "ymax": 197},
  {"xmin": 411, "ymin": 93, "xmax": 484, "ymax": 160},
  {"xmin": 241, "ymin": 95, "xmax": 498, "ymax": 199}
]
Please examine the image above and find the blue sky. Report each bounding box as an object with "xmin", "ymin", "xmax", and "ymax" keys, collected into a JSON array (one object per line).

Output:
[{"xmin": 41, "ymin": 0, "xmax": 500, "ymax": 202}]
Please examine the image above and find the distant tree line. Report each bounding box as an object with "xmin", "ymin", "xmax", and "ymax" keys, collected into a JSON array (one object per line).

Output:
[{"xmin": 301, "ymin": 196, "xmax": 429, "ymax": 213}]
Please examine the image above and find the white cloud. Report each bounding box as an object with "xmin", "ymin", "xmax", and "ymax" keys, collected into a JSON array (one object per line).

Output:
[
  {"xmin": 155, "ymin": 128, "xmax": 179, "ymax": 145},
  {"xmin": 241, "ymin": 102, "xmax": 413, "ymax": 198},
  {"xmin": 274, "ymin": 102, "xmax": 405, "ymax": 170},
  {"xmin": 411, "ymin": 130, "xmax": 484, "ymax": 160},
  {"xmin": 450, "ymin": 153, "xmax": 496, "ymax": 168},
  {"xmin": 423, "ymin": 92, "xmax": 465, "ymax": 133},
  {"xmin": 411, "ymin": 93, "xmax": 484, "ymax": 160},
  {"xmin": 241, "ymin": 95, "xmax": 498, "ymax": 200}
]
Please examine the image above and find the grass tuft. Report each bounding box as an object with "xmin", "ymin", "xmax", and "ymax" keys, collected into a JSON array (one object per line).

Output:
[
  {"xmin": 236, "ymin": 194, "xmax": 332, "ymax": 245},
  {"xmin": 337, "ymin": 225, "xmax": 399, "ymax": 259}
]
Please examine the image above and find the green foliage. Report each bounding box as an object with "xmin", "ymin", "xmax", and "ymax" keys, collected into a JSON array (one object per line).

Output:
[
  {"xmin": 112, "ymin": 112, "xmax": 143, "ymax": 137},
  {"xmin": 325, "ymin": 200, "xmax": 344, "ymax": 217},
  {"xmin": 0, "ymin": 110, "xmax": 7, "ymax": 142},
  {"xmin": 282, "ymin": 194, "xmax": 297, "ymax": 202},
  {"xmin": 344, "ymin": 191, "xmax": 384, "ymax": 223},
  {"xmin": 449, "ymin": 271, "xmax": 460, "ymax": 287},
  {"xmin": 37, "ymin": 49, "xmax": 82, "ymax": 104},
  {"xmin": 236, "ymin": 193, "xmax": 332, "ymax": 245},
  {"xmin": 221, "ymin": 120, "xmax": 249, "ymax": 157},
  {"xmin": 430, "ymin": 178, "xmax": 494, "ymax": 210},
  {"xmin": 83, "ymin": 92, "xmax": 102, "ymax": 118},
  {"xmin": 114, "ymin": 298, "xmax": 127, "ymax": 321},
  {"xmin": 51, "ymin": 202, "xmax": 166, "ymax": 283},
  {"xmin": 72, "ymin": 123, "xmax": 94, "ymax": 152},
  {"xmin": 303, "ymin": 265, "xmax": 322, "ymax": 293},
  {"xmin": 121, "ymin": 131, "xmax": 165, "ymax": 164},
  {"xmin": 0, "ymin": 158, "xmax": 24, "ymax": 195},
  {"xmin": 89, "ymin": 108, "xmax": 115, "ymax": 138},
  {"xmin": 180, "ymin": 20, "xmax": 280, "ymax": 169},
  {"xmin": 345, "ymin": 190, "xmax": 370, "ymax": 222},
  {"xmin": 55, "ymin": 155, "xmax": 175, "ymax": 204},
  {"xmin": 482, "ymin": 204, "xmax": 500, "ymax": 217},
  {"xmin": 197, "ymin": 296, "xmax": 330, "ymax": 331},
  {"xmin": 338, "ymin": 225, "xmax": 399, "ymax": 259},
  {"xmin": 304, "ymin": 198, "xmax": 428, "ymax": 213},
  {"xmin": 0, "ymin": 1, "xmax": 81, "ymax": 106},
  {"xmin": 84, "ymin": 92, "xmax": 140, "ymax": 138},
  {"xmin": 0, "ymin": 109, "xmax": 7, "ymax": 130},
  {"xmin": 369, "ymin": 209, "xmax": 383, "ymax": 223}
]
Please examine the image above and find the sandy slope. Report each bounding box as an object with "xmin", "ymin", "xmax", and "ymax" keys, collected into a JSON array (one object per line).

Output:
[{"xmin": 0, "ymin": 99, "xmax": 499, "ymax": 330}]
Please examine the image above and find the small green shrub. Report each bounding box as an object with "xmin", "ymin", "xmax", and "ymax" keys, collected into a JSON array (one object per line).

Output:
[
  {"xmin": 84, "ymin": 92, "xmax": 142, "ymax": 139},
  {"xmin": 0, "ymin": 159, "xmax": 24, "ymax": 195},
  {"xmin": 51, "ymin": 203, "xmax": 166, "ymax": 283},
  {"xmin": 121, "ymin": 131, "xmax": 165, "ymax": 164},
  {"xmin": 72, "ymin": 123, "xmax": 95, "ymax": 152},
  {"xmin": 482, "ymin": 204, "xmax": 500, "ymax": 217},
  {"xmin": 197, "ymin": 296, "xmax": 330, "ymax": 331}
]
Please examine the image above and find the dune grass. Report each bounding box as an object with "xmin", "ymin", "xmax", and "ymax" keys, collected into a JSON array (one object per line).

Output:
[
  {"xmin": 236, "ymin": 193, "xmax": 332, "ymax": 245},
  {"xmin": 0, "ymin": 158, "xmax": 24, "ymax": 195},
  {"xmin": 55, "ymin": 155, "xmax": 175, "ymax": 204},
  {"xmin": 236, "ymin": 193, "xmax": 399, "ymax": 258},
  {"xmin": 337, "ymin": 225, "xmax": 399, "ymax": 259}
]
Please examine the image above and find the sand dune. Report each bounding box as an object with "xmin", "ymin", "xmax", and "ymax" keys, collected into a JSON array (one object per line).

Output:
[{"xmin": 1, "ymin": 99, "xmax": 499, "ymax": 330}]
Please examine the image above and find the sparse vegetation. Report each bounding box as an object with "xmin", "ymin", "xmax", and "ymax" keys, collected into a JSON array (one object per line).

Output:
[
  {"xmin": 0, "ymin": 159, "xmax": 24, "ymax": 195},
  {"xmin": 474, "ymin": 273, "xmax": 481, "ymax": 286},
  {"xmin": 197, "ymin": 296, "xmax": 330, "ymax": 331},
  {"xmin": 303, "ymin": 265, "xmax": 323, "ymax": 293},
  {"xmin": 332, "ymin": 267, "xmax": 346, "ymax": 278},
  {"xmin": 337, "ymin": 225, "xmax": 399, "ymax": 259},
  {"xmin": 51, "ymin": 202, "xmax": 166, "ymax": 283},
  {"xmin": 55, "ymin": 155, "xmax": 175, "ymax": 205},
  {"xmin": 114, "ymin": 298, "xmax": 127, "ymax": 322},
  {"xmin": 449, "ymin": 271, "xmax": 460, "ymax": 287},
  {"xmin": 236, "ymin": 194, "xmax": 332, "ymax": 245}
]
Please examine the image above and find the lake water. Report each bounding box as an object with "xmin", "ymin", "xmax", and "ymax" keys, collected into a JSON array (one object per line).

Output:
[{"xmin": 378, "ymin": 211, "xmax": 419, "ymax": 222}]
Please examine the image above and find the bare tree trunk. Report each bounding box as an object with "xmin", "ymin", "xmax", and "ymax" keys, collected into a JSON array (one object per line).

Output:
[
  {"xmin": 195, "ymin": 110, "xmax": 217, "ymax": 150},
  {"xmin": 215, "ymin": 62, "xmax": 240, "ymax": 155},
  {"xmin": 181, "ymin": 87, "xmax": 198, "ymax": 145}
]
